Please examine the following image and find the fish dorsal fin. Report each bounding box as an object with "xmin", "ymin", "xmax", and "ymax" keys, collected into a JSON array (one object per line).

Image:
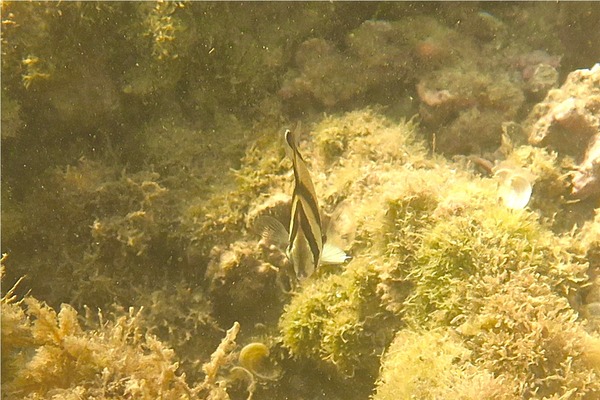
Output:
[
  {"xmin": 284, "ymin": 129, "xmax": 320, "ymax": 219},
  {"xmin": 284, "ymin": 129, "xmax": 322, "ymax": 224},
  {"xmin": 284, "ymin": 129, "xmax": 296, "ymax": 161}
]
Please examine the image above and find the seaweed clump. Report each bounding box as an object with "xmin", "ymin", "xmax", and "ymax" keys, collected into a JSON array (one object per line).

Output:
[
  {"xmin": 279, "ymin": 258, "xmax": 394, "ymax": 378},
  {"xmin": 373, "ymin": 329, "xmax": 514, "ymax": 400},
  {"xmin": 373, "ymin": 153, "xmax": 600, "ymax": 398},
  {"xmin": 461, "ymin": 269, "xmax": 600, "ymax": 398},
  {"xmin": 1, "ymin": 276, "xmax": 192, "ymax": 399},
  {"xmin": 576, "ymin": 210, "xmax": 600, "ymax": 332},
  {"xmin": 401, "ymin": 204, "xmax": 588, "ymax": 328},
  {"xmin": 1, "ymin": 262, "xmax": 252, "ymax": 400},
  {"xmin": 376, "ymin": 271, "xmax": 600, "ymax": 400}
]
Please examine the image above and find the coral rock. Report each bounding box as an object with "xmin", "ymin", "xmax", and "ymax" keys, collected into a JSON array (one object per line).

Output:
[{"xmin": 527, "ymin": 63, "xmax": 600, "ymax": 198}]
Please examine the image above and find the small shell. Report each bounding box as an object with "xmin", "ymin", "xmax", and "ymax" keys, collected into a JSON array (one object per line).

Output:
[
  {"xmin": 494, "ymin": 165, "xmax": 534, "ymax": 210},
  {"xmin": 239, "ymin": 342, "xmax": 282, "ymax": 380},
  {"xmin": 498, "ymin": 174, "xmax": 533, "ymax": 210}
]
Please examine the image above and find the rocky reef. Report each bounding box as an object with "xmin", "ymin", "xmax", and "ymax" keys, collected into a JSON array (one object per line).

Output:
[
  {"xmin": 527, "ymin": 64, "xmax": 600, "ymax": 200},
  {"xmin": 2, "ymin": 2, "xmax": 600, "ymax": 400},
  {"xmin": 274, "ymin": 110, "xmax": 599, "ymax": 399},
  {"xmin": 279, "ymin": 10, "xmax": 562, "ymax": 156}
]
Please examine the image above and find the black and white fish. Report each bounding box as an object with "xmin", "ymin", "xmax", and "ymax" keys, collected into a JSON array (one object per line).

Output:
[{"xmin": 257, "ymin": 129, "xmax": 350, "ymax": 282}]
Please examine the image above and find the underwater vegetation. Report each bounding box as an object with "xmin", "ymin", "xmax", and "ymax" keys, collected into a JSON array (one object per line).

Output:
[
  {"xmin": 2, "ymin": 2, "xmax": 600, "ymax": 399},
  {"xmin": 1, "ymin": 262, "xmax": 193, "ymax": 399},
  {"xmin": 373, "ymin": 329, "xmax": 516, "ymax": 400},
  {"xmin": 275, "ymin": 110, "xmax": 600, "ymax": 399}
]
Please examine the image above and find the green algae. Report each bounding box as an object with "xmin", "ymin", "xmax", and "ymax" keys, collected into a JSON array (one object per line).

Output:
[
  {"xmin": 402, "ymin": 203, "xmax": 588, "ymax": 328},
  {"xmin": 279, "ymin": 257, "xmax": 395, "ymax": 378},
  {"xmin": 373, "ymin": 328, "xmax": 515, "ymax": 400}
]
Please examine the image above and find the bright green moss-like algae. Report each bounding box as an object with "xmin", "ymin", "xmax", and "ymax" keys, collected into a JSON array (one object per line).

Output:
[{"xmin": 279, "ymin": 257, "xmax": 395, "ymax": 378}]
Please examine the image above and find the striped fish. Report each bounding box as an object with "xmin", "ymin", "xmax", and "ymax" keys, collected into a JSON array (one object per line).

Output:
[
  {"xmin": 256, "ymin": 129, "xmax": 349, "ymax": 282},
  {"xmin": 285, "ymin": 129, "xmax": 324, "ymax": 279}
]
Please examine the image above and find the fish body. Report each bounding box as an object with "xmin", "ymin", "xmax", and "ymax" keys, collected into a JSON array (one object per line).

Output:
[
  {"xmin": 256, "ymin": 129, "xmax": 349, "ymax": 282},
  {"xmin": 285, "ymin": 129, "xmax": 323, "ymax": 279}
]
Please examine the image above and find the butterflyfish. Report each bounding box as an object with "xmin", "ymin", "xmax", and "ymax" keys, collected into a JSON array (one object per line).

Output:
[{"xmin": 256, "ymin": 129, "xmax": 350, "ymax": 282}]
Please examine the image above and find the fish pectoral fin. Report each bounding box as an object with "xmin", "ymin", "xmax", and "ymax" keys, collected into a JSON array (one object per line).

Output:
[
  {"xmin": 254, "ymin": 215, "xmax": 289, "ymax": 249},
  {"xmin": 320, "ymin": 242, "xmax": 350, "ymax": 265}
]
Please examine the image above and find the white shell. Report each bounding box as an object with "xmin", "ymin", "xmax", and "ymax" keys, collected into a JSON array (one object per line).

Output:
[{"xmin": 497, "ymin": 173, "xmax": 533, "ymax": 210}]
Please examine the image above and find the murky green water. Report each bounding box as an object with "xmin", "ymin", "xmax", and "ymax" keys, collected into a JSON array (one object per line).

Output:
[{"xmin": 2, "ymin": 3, "xmax": 600, "ymax": 399}]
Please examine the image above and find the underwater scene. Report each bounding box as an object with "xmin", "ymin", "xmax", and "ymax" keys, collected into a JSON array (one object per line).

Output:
[{"xmin": 2, "ymin": 2, "xmax": 600, "ymax": 399}]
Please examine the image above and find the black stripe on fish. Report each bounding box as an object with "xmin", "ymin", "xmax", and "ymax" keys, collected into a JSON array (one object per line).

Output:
[
  {"xmin": 288, "ymin": 196, "xmax": 300, "ymax": 250},
  {"xmin": 293, "ymin": 181, "xmax": 322, "ymax": 227},
  {"xmin": 297, "ymin": 198, "xmax": 322, "ymax": 263},
  {"xmin": 288, "ymin": 203, "xmax": 321, "ymax": 278}
]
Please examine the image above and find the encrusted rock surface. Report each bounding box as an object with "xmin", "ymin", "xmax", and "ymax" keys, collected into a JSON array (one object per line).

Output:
[{"xmin": 527, "ymin": 63, "xmax": 600, "ymax": 199}]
